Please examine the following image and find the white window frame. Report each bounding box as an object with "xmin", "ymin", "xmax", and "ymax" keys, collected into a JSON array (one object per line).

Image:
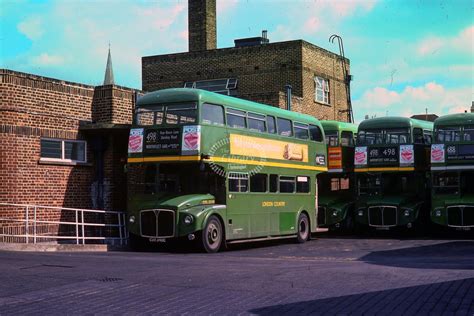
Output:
[
  {"xmin": 314, "ymin": 76, "xmax": 330, "ymax": 105},
  {"xmin": 40, "ymin": 138, "xmax": 87, "ymax": 163}
]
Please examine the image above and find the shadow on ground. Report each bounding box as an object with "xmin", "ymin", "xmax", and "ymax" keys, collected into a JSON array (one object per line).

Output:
[
  {"xmin": 360, "ymin": 241, "xmax": 474, "ymax": 270},
  {"xmin": 250, "ymin": 278, "xmax": 474, "ymax": 315}
]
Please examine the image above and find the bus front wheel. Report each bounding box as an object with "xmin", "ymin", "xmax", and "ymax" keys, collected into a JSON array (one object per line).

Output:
[
  {"xmin": 201, "ymin": 215, "xmax": 223, "ymax": 253},
  {"xmin": 296, "ymin": 213, "xmax": 310, "ymax": 243}
]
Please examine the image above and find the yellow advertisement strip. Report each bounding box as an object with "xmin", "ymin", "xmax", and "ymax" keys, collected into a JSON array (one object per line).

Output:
[
  {"xmin": 355, "ymin": 167, "xmax": 415, "ymax": 172},
  {"xmin": 128, "ymin": 155, "xmax": 327, "ymax": 172},
  {"xmin": 230, "ymin": 134, "xmax": 308, "ymax": 163},
  {"xmin": 204, "ymin": 156, "xmax": 327, "ymax": 172}
]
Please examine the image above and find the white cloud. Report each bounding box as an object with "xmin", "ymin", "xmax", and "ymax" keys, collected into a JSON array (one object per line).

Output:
[
  {"xmin": 17, "ymin": 16, "xmax": 44, "ymax": 40},
  {"xmin": 217, "ymin": 0, "xmax": 238, "ymax": 14},
  {"xmin": 353, "ymin": 82, "xmax": 472, "ymax": 122},
  {"xmin": 417, "ymin": 25, "xmax": 474, "ymax": 56},
  {"xmin": 30, "ymin": 53, "xmax": 65, "ymax": 66}
]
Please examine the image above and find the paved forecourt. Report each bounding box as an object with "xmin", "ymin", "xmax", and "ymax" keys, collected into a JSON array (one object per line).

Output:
[{"xmin": 0, "ymin": 237, "xmax": 473, "ymax": 315}]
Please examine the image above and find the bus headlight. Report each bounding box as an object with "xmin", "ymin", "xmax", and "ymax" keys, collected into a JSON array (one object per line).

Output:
[
  {"xmin": 434, "ymin": 208, "xmax": 443, "ymax": 217},
  {"xmin": 184, "ymin": 214, "xmax": 194, "ymax": 225},
  {"xmin": 129, "ymin": 216, "xmax": 135, "ymax": 224},
  {"xmin": 402, "ymin": 208, "xmax": 412, "ymax": 217},
  {"xmin": 331, "ymin": 209, "xmax": 338, "ymax": 217},
  {"xmin": 357, "ymin": 209, "xmax": 365, "ymax": 216}
]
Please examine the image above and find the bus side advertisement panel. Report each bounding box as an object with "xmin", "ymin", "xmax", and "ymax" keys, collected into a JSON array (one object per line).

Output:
[{"xmin": 229, "ymin": 134, "xmax": 308, "ymax": 163}]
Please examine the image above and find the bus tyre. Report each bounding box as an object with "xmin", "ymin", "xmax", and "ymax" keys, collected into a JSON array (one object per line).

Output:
[
  {"xmin": 297, "ymin": 213, "xmax": 310, "ymax": 243},
  {"xmin": 201, "ymin": 215, "xmax": 223, "ymax": 253}
]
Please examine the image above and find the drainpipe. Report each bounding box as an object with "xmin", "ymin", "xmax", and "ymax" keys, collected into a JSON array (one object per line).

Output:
[{"xmin": 285, "ymin": 84, "xmax": 292, "ymax": 111}]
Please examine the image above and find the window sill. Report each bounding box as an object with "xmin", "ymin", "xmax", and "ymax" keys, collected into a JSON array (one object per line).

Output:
[
  {"xmin": 314, "ymin": 100, "xmax": 331, "ymax": 107},
  {"xmin": 38, "ymin": 158, "xmax": 92, "ymax": 167}
]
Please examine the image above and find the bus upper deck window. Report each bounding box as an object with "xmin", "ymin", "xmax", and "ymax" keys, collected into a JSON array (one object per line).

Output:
[
  {"xmin": 266, "ymin": 116, "xmax": 276, "ymax": 134},
  {"xmin": 341, "ymin": 131, "xmax": 353, "ymax": 146},
  {"xmin": 248, "ymin": 112, "xmax": 266, "ymax": 132},
  {"xmin": 464, "ymin": 126, "xmax": 474, "ymax": 141},
  {"xmin": 294, "ymin": 122, "xmax": 309, "ymax": 139},
  {"xmin": 437, "ymin": 127, "xmax": 461, "ymax": 142},
  {"xmin": 325, "ymin": 132, "xmax": 338, "ymax": 146},
  {"xmin": 277, "ymin": 118, "xmax": 293, "ymax": 137},
  {"xmin": 202, "ymin": 103, "xmax": 224, "ymax": 126},
  {"xmin": 136, "ymin": 106, "xmax": 164, "ymax": 126},
  {"xmin": 166, "ymin": 103, "xmax": 197, "ymax": 125},
  {"xmin": 226, "ymin": 108, "xmax": 246, "ymax": 129},
  {"xmin": 309, "ymin": 125, "xmax": 323, "ymax": 142},
  {"xmin": 413, "ymin": 128, "xmax": 423, "ymax": 144}
]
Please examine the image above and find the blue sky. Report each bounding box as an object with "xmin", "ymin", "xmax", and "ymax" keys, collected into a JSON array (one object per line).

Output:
[{"xmin": 1, "ymin": 0, "xmax": 473, "ymax": 122}]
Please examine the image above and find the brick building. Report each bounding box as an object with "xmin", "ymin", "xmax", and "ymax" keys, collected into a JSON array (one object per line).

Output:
[
  {"xmin": 143, "ymin": 0, "xmax": 352, "ymax": 122},
  {"xmin": 0, "ymin": 68, "xmax": 138, "ymax": 216},
  {"xmin": 1, "ymin": 0, "xmax": 352, "ymax": 231}
]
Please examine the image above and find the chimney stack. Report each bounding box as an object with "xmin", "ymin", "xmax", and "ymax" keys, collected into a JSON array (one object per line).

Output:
[{"xmin": 188, "ymin": 0, "xmax": 217, "ymax": 52}]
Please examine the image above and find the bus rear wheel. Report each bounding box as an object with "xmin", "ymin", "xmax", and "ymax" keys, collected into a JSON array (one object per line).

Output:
[
  {"xmin": 297, "ymin": 213, "xmax": 310, "ymax": 243},
  {"xmin": 201, "ymin": 215, "xmax": 223, "ymax": 253}
]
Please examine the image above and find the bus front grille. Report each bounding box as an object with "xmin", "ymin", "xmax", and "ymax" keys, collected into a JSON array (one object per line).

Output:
[
  {"xmin": 140, "ymin": 209, "xmax": 175, "ymax": 238},
  {"xmin": 317, "ymin": 207, "xmax": 326, "ymax": 226},
  {"xmin": 368, "ymin": 206, "xmax": 397, "ymax": 227},
  {"xmin": 447, "ymin": 206, "xmax": 474, "ymax": 227}
]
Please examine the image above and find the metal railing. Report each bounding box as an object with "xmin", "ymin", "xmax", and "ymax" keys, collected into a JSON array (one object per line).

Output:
[{"xmin": 0, "ymin": 203, "xmax": 128, "ymax": 246}]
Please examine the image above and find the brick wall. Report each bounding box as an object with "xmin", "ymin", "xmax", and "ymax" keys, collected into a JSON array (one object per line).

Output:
[
  {"xmin": 0, "ymin": 69, "xmax": 137, "ymax": 231},
  {"xmin": 142, "ymin": 39, "xmax": 350, "ymax": 122}
]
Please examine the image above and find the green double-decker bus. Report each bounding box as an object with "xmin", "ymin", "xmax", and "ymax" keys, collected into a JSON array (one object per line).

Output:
[
  {"xmin": 430, "ymin": 113, "xmax": 474, "ymax": 230},
  {"xmin": 317, "ymin": 121, "xmax": 358, "ymax": 231},
  {"xmin": 353, "ymin": 117, "xmax": 433, "ymax": 231},
  {"xmin": 127, "ymin": 88, "xmax": 327, "ymax": 252}
]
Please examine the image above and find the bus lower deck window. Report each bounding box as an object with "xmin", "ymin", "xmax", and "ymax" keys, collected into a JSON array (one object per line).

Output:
[
  {"xmin": 279, "ymin": 176, "xmax": 295, "ymax": 193},
  {"xmin": 228, "ymin": 173, "xmax": 249, "ymax": 192},
  {"xmin": 296, "ymin": 176, "xmax": 310, "ymax": 193}
]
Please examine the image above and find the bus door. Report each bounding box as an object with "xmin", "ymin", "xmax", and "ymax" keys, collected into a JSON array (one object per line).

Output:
[{"xmin": 226, "ymin": 172, "xmax": 271, "ymax": 239}]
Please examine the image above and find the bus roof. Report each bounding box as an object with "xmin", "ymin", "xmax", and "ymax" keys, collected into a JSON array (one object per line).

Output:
[
  {"xmin": 434, "ymin": 113, "xmax": 474, "ymax": 127},
  {"xmin": 137, "ymin": 88, "xmax": 321, "ymax": 126},
  {"xmin": 358, "ymin": 116, "xmax": 433, "ymax": 131},
  {"xmin": 320, "ymin": 120, "xmax": 358, "ymax": 133}
]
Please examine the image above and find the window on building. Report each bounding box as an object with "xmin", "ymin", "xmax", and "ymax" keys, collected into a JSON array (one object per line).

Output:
[
  {"xmin": 314, "ymin": 76, "xmax": 329, "ymax": 104},
  {"xmin": 250, "ymin": 173, "xmax": 267, "ymax": 192},
  {"xmin": 184, "ymin": 78, "xmax": 238, "ymax": 96},
  {"xmin": 277, "ymin": 118, "xmax": 293, "ymax": 137},
  {"xmin": 226, "ymin": 108, "xmax": 246, "ymax": 128},
  {"xmin": 279, "ymin": 176, "xmax": 295, "ymax": 193},
  {"xmin": 296, "ymin": 176, "xmax": 310, "ymax": 193},
  {"xmin": 309, "ymin": 124, "xmax": 323, "ymax": 142},
  {"xmin": 266, "ymin": 116, "xmax": 276, "ymax": 134},
  {"xmin": 40, "ymin": 139, "xmax": 87, "ymax": 163},
  {"xmin": 248, "ymin": 112, "xmax": 266, "ymax": 132},
  {"xmin": 294, "ymin": 122, "xmax": 309, "ymax": 139},
  {"xmin": 202, "ymin": 103, "xmax": 224, "ymax": 126},
  {"xmin": 228, "ymin": 173, "xmax": 248, "ymax": 192}
]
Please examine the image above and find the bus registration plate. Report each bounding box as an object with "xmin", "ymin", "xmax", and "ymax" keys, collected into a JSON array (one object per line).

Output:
[{"xmin": 149, "ymin": 237, "xmax": 166, "ymax": 243}]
